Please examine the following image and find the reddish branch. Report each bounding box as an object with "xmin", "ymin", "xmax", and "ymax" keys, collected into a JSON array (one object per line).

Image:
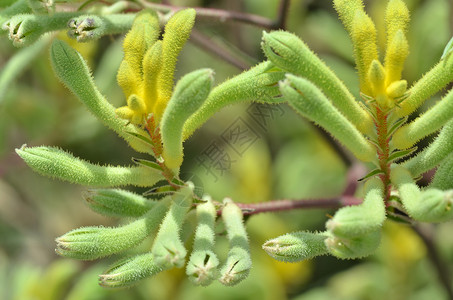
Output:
[{"xmin": 236, "ymin": 196, "xmax": 362, "ymax": 216}]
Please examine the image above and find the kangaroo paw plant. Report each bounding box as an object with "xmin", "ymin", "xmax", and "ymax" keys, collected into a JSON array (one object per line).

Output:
[
  {"xmin": 5, "ymin": 0, "xmax": 453, "ymax": 289},
  {"xmin": 262, "ymin": 0, "xmax": 453, "ymax": 261}
]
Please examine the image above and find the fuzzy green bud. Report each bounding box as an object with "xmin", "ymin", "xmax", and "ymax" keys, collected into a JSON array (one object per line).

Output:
[
  {"xmin": 151, "ymin": 184, "xmax": 194, "ymax": 269},
  {"xmin": 67, "ymin": 14, "xmax": 135, "ymax": 42},
  {"xmin": 3, "ymin": 12, "xmax": 81, "ymax": 47},
  {"xmin": 83, "ymin": 189, "xmax": 156, "ymax": 218},
  {"xmin": 161, "ymin": 69, "xmax": 214, "ymax": 169},
  {"xmin": 402, "ymin": 119, "xmax": 453, "ymax": 177},
  {"xmin": 396, "ymin": 47, "xmax": 453, "ymax": 117},
  {"xmin": 261, "ymin": 30, "xmax": 373, "ymax": 133},
  {"xmin": 16, "ymin": 146, "xmax": 163, "ymax": 187},
  {"xmin": 186, "ymin": 197, "xmax": 220, "ymax": 286},
  {"xmin": 393, "ymin": 88, "xmax": 453, "ymax": 149},
  {"xmin": 280, "ymin": 74, "xmax": 375, "ymax": 162},
  {"xmin": 182, "ymin": 61, "xmax": 285, "ymax": 139},
  {"xmin": 325, "ymin": 228, "xmax": 381, "ymax": 259},
  {"xmin": 391, "ymin": 165, "xmax": 453, "ymax": 222},
  {"xmin": 99, "ymin": 253, "xmax": 162, "ymax": 288},
  {"xmin": 431, "ymin": 152, "xmax": 453, "ymax": 190},
  {"xmin": 262, "ymin": 231, "xmax": 329, "ymax": 262},
  {"xmin": 56, "ymin": 198, "xmax": 171, "ymax": 260},
  {"xmin": 326, "ymin": 178, "xmax": 385, "ymax": 238},
  {"xmin": 219, "ymin": 199, "xmax": 251, "ymax": 286}
]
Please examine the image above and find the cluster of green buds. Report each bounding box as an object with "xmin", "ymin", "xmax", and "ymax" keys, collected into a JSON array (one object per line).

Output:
[
  {"xmin": 262, "ymin": 0, "xmax": 453, "ymax": 262},
  {"xmin": 7, "ymin": 0, "xmax": 453, "ymax": 288},
  {"xmin": 10, "ymin": 4, "xmax": 282, "ymax": 287}
]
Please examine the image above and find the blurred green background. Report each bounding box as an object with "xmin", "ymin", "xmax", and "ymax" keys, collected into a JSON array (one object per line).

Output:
[{"xmin": 1, "ymin": 0, "xmax": 453, "ymax": 299}]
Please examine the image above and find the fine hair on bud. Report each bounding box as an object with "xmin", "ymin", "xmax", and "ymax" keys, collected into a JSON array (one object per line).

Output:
[
  {"xmin": 219, "ymin": 199, "xmax": 251, "ymax": 286},
  {"xmin": 262, "ymin": 231, "xmax": 329, "ymax": 262}
]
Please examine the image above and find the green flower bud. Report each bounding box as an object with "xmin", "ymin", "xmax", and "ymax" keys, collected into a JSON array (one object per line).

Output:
[
  {"xmin": 431, "ymin": 152, "xmax": 453, "ymax": 190},
  {"xmin": 182, "ymin": 61, "xmax": 285, "ymax": 139},
  {"xmin": 83, "ymin": 189, "xmax": 156, "ymax": 218},
  {"xmin": 50, "ymin": 39, "xmax": 153, "ymax": 154},
  {"xmin": 280, "ymin": 74, "xmax": 375, "ymax": 162},
  {"xmin": 56, "ymin": 198, "xmax": 171, "ymax": 260},
  {"xmin": 396, "ymin": 45, "xmax": 453, "ymax": 117},
  {"xmin": 262, "ymin": 231, "xmax": 329, "ymax": 262},
  {"xmin": 326, "ymin": 177, "xmax": 385, "ymax": 238},
  {"xmin": 3, "ymin": 12, "xmax": 81, "ymax": 47},
  {"xmin": 325, "ymin": 229, "xmax": 381, "ymax": 259},
  {"xmin": 67, "ymin": 14, "xmax": 135, "ymax": 42},
  {"xmin": 219, "ymin": 199, "xmax": 251, "ymax": 286},
  {"xmin": 161, "ymin": 69, "xmax": 214, "ymax": 169},
  {"xmin": 16, "ymin": 145, "xmax": 164, "ymax": 187},
  {"xmin": 186, "ymin": 197, "xmax": 220, "ymax": 285},
  {"xmin": 261, "ymin": 30, "xmax": 373, "ymax": 133},
  {"xmin": 99, "ymin": 253, "xmax": 162, "ymax": 288},
  {"xmin": 392, "ymin": 165, "xmax": 453, "ymax": 222},
  {"xmin": 151, "ymin": 184, "xmax": 194, "ymax": 269},
  {"xmin": 393, "ymin": 88, "xmax": 453, "ymax": 149},
  {"xmin": 403, "ymin": 119, "xmax": 453, "ymax": 177}
]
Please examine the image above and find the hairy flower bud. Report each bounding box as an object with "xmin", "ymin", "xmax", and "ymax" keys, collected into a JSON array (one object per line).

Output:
[
  {"xmin": 99, "ymin": 253, "xmax": 162, "ymax": 288},
  {"xmin": 161, "ymin": 69, "xmax": 214, "ymax": 169},
  {"xmin": 262, "ymin": 231, "xmax": 329, "ymax": 262},
  {"xmin": 83, "ymin": 189, "xmax": 156, "ymax": 218},
  {"xmin": 219, "ymin": 199, "xmax": 251, "ymax": 286}
]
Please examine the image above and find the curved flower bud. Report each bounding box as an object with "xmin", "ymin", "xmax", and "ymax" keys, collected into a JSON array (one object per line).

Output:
[
  {"xmin": 182, "ymin": 61, "xmax": 285, "ymax": 139},
  {"xmin": 325, "ymin": 228, "xmax": 381, "ymax": 259},
  {"xmin": 99, "ymin": 253, "xmax": 162, "ymax": 288},
  {"xmin": 261, "ymin": 30, "xmax": 372, "ymax": 133},
  {"xmin": 219, "ymin": 199, "xmax": 251, "ymax": 286},
  {"xmin": 161, "ymin": 69, "xmax": 214, "ymax": 169},
  {"xmin": 151, "ymin": 184, "xmax": 194, "ymax": 269},
  {"xmin": 83, "ymin": 189, "xmax": 156, "ymax": 218},
  {"xmin": 186, "ymin": 197, "xmax": 220, "ymax": 285},
  {"xmin": 391, "ymin": 165, "xmax": 453, "ymax": 222},
  {"xmin": 326, "ymin": 177, "xmax": 385, "ymax": 238},
  {"xmin": 431, "ymin": 152, "xmax": 453, "ymax": 190},
  {"xmin": 16, "ymin": 146, "xmax": 164, "ymax": 187},
  {"xmin": 56, "ymin": 198, "xmax": 171, "ymax": 260},
  {"xmin": 393, "ymin": 88, "xmax": 453, "ymax": 149},
  {"xmin": 262, "ymin": 231, "xmax": 329, "ymax": 262},
  {"xmin": 396, "ymin": 46, "xmax": 453, "ymax": 117},
  {"xmin": 402, "ymin": 119, "xmax": 453, "ymax": 177},
  {"xmin": 280, "ymin": 74, "xmax": 375, "ymax": 162}
]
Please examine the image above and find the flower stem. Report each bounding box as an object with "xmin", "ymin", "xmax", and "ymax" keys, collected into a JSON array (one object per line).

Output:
[{"xmin": 375, "ymin": 106, "xmax": 392, "ymax": 201}]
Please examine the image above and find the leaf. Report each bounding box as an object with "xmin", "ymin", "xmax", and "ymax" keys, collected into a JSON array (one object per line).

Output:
[
  {"xmin": 132, "ymin": 158, "xmax": 163, "ymax": 172},
  {"xmin": 388, "ymin": 146, "xmax": 417, "ymax": 162},
  {"xmin": 125, "ymin": 131, "xmax": 156, "ymax": 148},
  {"xmin": 358, "ymin": 168, "xmax": 384, "ymax": 182},
  {"xmin": 387, "ymin": 116, "xmax": 407, "ymax": 138}
]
